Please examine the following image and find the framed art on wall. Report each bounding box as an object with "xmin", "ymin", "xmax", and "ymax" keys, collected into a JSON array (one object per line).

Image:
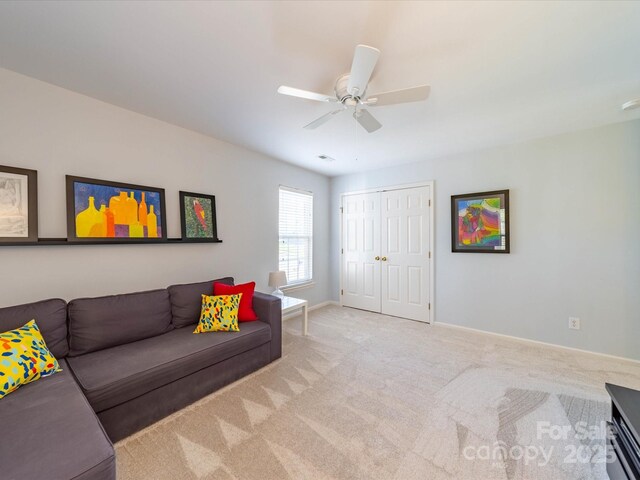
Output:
[
  {"xmin": 66, "ymin": 175, "xmax": 167, "ymax": 242},
  {"xmin": 179, "ymin": 191, "xmax": 220, "ymax": 242},
  {"xmin": 0, "ymin": 165, "xmax": 38, "ymax": 243},
  {"xmin": 451, "ymin": 189, "xmax": 510, "ymax": 253}
]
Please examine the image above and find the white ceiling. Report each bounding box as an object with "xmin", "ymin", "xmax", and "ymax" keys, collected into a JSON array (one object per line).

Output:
[{"xmin": 1, "ymin": 1, "xmax": 639, "ymax": 176}]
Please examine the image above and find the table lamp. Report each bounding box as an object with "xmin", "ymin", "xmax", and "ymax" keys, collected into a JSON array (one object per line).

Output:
[{"xmin": 268, "ymin": 271, "xmax": 287, "ymax": 297}]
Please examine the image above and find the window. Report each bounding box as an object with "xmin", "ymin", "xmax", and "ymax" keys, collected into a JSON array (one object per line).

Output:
[{"xmin": 279, "ymin": 186, "xmax": 313, "ymax": 286}]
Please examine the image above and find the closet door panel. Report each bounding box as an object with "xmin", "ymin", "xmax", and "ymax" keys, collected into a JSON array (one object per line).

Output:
[
  {"xmin": 341, "ymin": 192, "xmax": 381, "ymax": 312},
  {"xmin": 381, "ymin": 186, "xmax": 431, "ymax": 322}
]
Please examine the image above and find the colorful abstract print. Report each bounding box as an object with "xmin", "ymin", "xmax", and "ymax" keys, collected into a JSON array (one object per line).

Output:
[
  {"xmin": 74, "ymin": 182, "xmax": 163, "ymax": 238},
  {"xmin": 0, "ymin": 320, "xmax": 61, "ymax": 399},
  {"xmin": 194, "ymin": 294, "xmax": 242, "ymax": 333},
  {"xmin": 458, "ymin": 197, "xmax": 503, "ymax": 247}
]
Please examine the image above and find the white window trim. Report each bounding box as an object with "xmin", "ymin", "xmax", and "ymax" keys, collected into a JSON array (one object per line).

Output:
[
  {"xmin": 279, "ymin": 185, "xmax": 313, "ymax": 195},
  {"xmin": 282, "ymin": 280, "xmax": 315, "ymax": 292}
]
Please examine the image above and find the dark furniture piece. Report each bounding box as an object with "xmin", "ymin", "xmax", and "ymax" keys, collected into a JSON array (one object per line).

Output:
[
  {"xmin": 606, "ymin": 383, "xmax": 640, "ymax": 480},
  {"xmin": 0, "ymin": 299, "xmax": 115, "ymax": 480},
  {"xmin": 0, "ymin": 278, "xmax": 282, "ymax": 480}
]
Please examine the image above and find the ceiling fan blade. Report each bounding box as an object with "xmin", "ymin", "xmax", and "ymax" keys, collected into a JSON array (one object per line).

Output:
[
  {"xmin": 347, "ymin": 45, "xmax": 380, "ymax": 97},
  {"xmin": 304, "ymin": 109, "xmax": 344, "ymax": 129},
  {"xmin": 366, "ymin": 85, "xmax": 431, "ymax": 106},
  {"xmin": 277, "ymin": 85, "xmax": 337, "ymax": 103},
  {"xmin": 353, "ymin": 109, "xmax": 382, "ymax": 133}
]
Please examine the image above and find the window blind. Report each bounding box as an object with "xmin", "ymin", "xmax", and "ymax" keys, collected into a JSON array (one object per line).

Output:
[{"xmin": 279, "ymin": 186, "xmax": 313, "ymax": 285}]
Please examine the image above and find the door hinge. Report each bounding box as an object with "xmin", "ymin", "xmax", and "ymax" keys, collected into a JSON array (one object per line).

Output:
[
  {"xmin": 341, "ymin": 289, "xmax": 343, "ymax": 295},
  {"xmin": 340, "ymin": 207, "xmax": 343, "ymax": 213},
  {"xmin": 341, "ymin": 248, "xmax": 344, "ymax": 254},
  {"xmin": 428, "ymin": 303, "xmax": 431, "ymax": 310},
  {"xmin": 428, "ymin": 251, "xmax": 431, "ymax": 259},
  {"xmin": 429, "ymin": 199, "xmax": 431, "ymax": 207}
]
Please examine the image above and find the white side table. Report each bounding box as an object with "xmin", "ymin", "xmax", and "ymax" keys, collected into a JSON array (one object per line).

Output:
[{"xmin": 280, "ymin": 295, "xmax": 309, "ymax": 336}]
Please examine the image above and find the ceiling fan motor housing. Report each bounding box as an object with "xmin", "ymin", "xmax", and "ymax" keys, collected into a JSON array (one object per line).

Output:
[{"xmin": 335, "ymin": 74, "xmax": 363, "ymax": 106}]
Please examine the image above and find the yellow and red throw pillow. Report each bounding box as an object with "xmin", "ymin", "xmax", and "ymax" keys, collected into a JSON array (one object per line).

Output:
[
  {"xmin": 0, "ymin": 320, "xmax": 61, "ymax": 399},
  {"xmin": 194, "ymin": 294, "xmax": 241, "ymax": 333}
]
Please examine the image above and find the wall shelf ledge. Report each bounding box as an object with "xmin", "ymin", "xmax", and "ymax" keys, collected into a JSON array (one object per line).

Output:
[{"xmin": 1, "ymin": 238, "xmax": 223, "ymax": 246}]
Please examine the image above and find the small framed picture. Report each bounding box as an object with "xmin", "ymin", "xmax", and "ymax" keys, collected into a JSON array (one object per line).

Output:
[
  {"xmin": 66, "ymin": 175, "xmax": 167, "ymax": 242},
  {"xmin": 179, "ymin": 191, "xmax": 220, "ymax": 242},
  {"xmin": 451, "ymin": 189, "xmax": 510, "ymax": 253},
  {"xmin": 0, "ymin": 165, "xmax": 38, "ymax": 243}
]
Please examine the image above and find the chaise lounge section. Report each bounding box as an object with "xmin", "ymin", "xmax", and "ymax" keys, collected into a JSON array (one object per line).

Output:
[
  {"xmin": 0, "ymin": 277, "xmax": 282, "ymax": 480},
  {"xmin": 0, "ymin": 299, "xmax": 116, "ymax": 480}
]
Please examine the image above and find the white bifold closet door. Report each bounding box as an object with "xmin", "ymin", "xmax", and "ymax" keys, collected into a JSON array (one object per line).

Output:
[
  {"xmin": 342, "ymin": 192, "xmax": 381, "ymax": 312},
  {"xmin": 342, "ymin": 185, "xmax": 431, "ymax": 323}
]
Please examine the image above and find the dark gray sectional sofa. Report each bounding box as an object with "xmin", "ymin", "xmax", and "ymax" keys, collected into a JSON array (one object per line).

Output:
[{"xmin": 0, "ymin": 277, "xmax": 282, "ymax": 480}]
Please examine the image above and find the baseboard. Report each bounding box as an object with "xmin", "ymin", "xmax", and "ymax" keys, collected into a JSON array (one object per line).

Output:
[
  {"xmin": 435, "ymin": 321, "xmax": 640, "ymax": 365},
  {"xmin": 282, "ymin": 300, "xmax": 339, "ymax": 321},
  {"xmin": 308, "ymin": 300, "xmax": 339, "ymax": 312}
]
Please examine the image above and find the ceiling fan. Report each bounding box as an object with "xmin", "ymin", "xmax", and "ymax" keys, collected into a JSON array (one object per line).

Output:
[{"xmin": 278, "ymin": 44, "xmax": 430, "ymax": 133}]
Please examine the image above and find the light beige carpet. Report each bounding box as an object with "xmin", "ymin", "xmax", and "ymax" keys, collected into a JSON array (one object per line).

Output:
[{"xmin": 115, "ymin": 305, "xmax": 640, "ymax": 480}]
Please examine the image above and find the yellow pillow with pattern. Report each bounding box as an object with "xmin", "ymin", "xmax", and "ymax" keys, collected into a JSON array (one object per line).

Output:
[
  {"xmin": 194, "ymin": 294, "xmax": 242, "ymax": 333},
  {"xmin": 0, "ymin": 320, "xmax": 62, "ymax": 399}
]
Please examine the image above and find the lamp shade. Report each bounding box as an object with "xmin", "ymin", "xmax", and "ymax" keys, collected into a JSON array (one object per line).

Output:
[{"xmin": 268, "ymin": 271, "xmax": 287, "ymax": 288}]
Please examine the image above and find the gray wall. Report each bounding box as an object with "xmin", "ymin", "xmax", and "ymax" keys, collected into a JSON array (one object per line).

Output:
[
  {"xmin": 331, "ymin": 120, "xmax": 640, "ymax": 360},
  {"xmin": 0, "ymin": 68, "xmax": 331, "ymax": 307}
]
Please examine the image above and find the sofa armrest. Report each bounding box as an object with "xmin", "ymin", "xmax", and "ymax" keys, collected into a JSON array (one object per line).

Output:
[{"xmin": 253, "ymin": 292, "xmax": 282, "ymax": 361}]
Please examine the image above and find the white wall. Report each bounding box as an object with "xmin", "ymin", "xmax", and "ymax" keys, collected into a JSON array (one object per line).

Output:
[
  {"xmin": 0, "ymin": 68, "xmax": 331, "ymax": 307},
  {"xmin": 331, "ymin": 120, "xmax": 640, "ymax": 360},
  {"xmin": 2, "ymin": 66, "xmax": 638, "ymax": 360}
]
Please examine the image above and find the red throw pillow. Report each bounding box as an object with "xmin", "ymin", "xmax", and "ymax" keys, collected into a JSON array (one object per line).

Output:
[{"xmin": 213, "ymin": 281, "xmax": 258, "ymax": 322}]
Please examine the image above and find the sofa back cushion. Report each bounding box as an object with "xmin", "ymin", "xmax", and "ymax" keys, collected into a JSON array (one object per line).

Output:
[
  {"xmin": 68, "ymin": 289, "xmax": 173, "ymax": 356},
  {"xmin": 168, "ymin": 277, "xmax": 234, "ymax": 328},
  {"xmin": 0, "ymin": 298, "xmax": 68, "ymax": 358}
]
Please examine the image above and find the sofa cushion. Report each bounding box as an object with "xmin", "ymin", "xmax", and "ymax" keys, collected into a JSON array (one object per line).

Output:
[
  {"xmin": 168, "ymin": 277, "xmax": 234, "ymax": 328},
  {"xmin": 68, "ymin": 289, "xmax": 173, "ymax": 356},
  {"xmin": 0, "ymin": 359, "xmax": 115, "ymax": 480},
  {"xmin": 67, "ymin": 320, "xmax": 271, "ymax": 412},
  {"xmin": 0, "ymin": 298, "xmax": 68, "ymax": 358}
]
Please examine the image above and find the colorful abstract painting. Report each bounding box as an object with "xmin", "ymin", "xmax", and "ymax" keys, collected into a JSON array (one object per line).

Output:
[
  {"xmin": 179, "ymin": 191, "xmax": 219, "ymax": 242},
  {"xmin": 451, "ymin": 190, "xmax": 509, "ymax": 253},
  {"xmin": 66, "ymin": 176, "xmax": 166, "ymax": 241}
]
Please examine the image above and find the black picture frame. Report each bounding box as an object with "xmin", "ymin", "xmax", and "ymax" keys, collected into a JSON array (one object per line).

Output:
[
  {"xmin": 451, "ymin": 189, "xmax": 510, "ymax": 253},
  {"xmin": 66, "ymin": 175, "xmax": 167, "ymax": 243},
  {"xmin": 0, "ymin": 165, "xmax": 38, "ymax": 243},
  {"xmin": 179, "ymin": 191, "xmax": 220, "ymax": 242}
]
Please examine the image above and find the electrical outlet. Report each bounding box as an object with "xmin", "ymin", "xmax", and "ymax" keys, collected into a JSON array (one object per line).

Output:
[{"xmin": 568, "ymin": 317, "xmax": 581, "ymax": 330}]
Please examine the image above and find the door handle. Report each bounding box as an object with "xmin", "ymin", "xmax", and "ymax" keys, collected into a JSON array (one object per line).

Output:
[
  {"xmin": 381, "ymin": 257, "xmax": 387, "ymax": 261},
  {"xmin": 375, "ymin": 256, "xmax": 380, "ymax": 261}
]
